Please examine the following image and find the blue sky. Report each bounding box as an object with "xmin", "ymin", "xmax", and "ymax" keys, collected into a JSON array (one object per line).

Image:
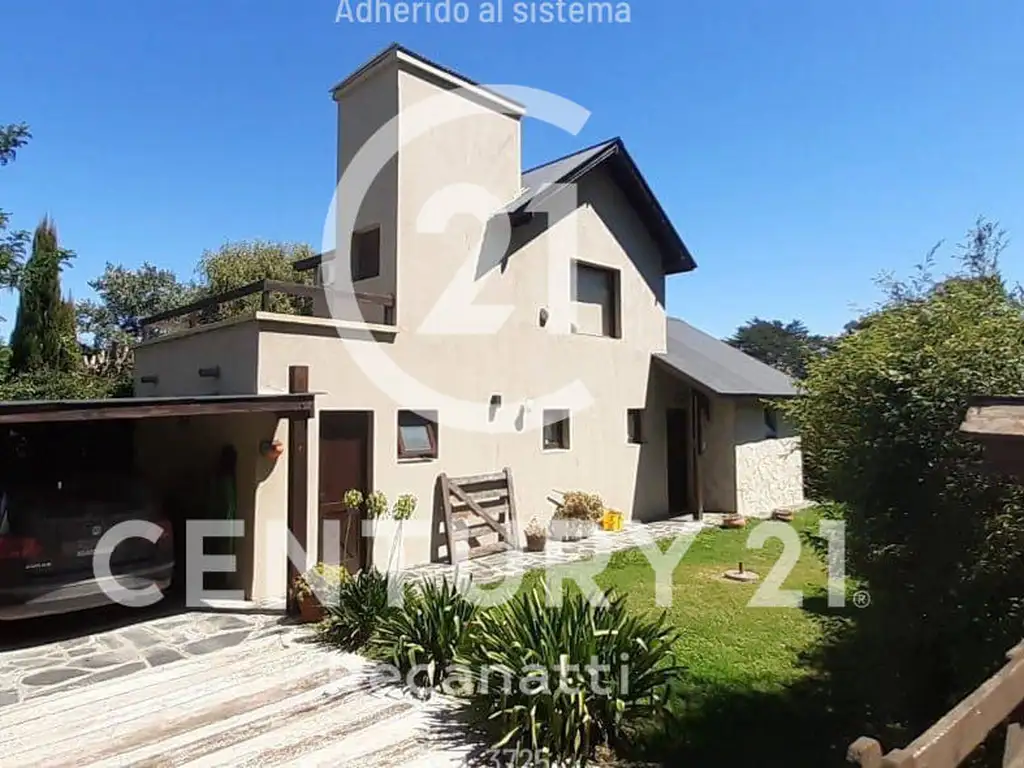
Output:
[{"xmin": 3, "ymin": 0, "xmax": 1023, "ymax": 338}]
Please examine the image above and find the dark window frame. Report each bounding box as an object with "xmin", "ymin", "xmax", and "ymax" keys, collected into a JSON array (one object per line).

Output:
[
  {"xmin": 571, "ymin": 260, "xmax": 621, "ymax": 339},
  {"xmin": 627, "ymin": 408, "xmax": 645, "ymax": 444},
  {"xmin": 352, "ymin": 226, "xmax": 381, "ymax": 282},
  {"xmin": 397, "ymin": 410, "xmax": 438, "ymax": 460},
  {"xmin": 542, "ymin": 409, "xmax": 571, "ymax": 451}
]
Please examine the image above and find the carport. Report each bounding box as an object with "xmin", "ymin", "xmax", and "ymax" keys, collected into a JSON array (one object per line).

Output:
[{"xmin": 0, "ymin": 372, "xmax": 315, "ymax": 614}]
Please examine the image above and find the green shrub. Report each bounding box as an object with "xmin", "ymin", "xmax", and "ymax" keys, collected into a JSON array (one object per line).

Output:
[
  {"xmin": 318, "ymin": 568, "xmax": 399, "ymax": 651},
  {"xmin": 369, "ymin": 577, "xmax": 477, "ymax": 691},
  {"xmin": 462, "ymin": 586, "xmax": 683, "ymax": 765},
  {"xmin": 783, "ymin": 221, "xmax": 1024, "ymax": 740}
]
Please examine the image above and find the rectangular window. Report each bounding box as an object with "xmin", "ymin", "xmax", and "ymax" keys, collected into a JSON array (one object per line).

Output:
[
  {"xmin": 627, "ymin": 409, "xmax": 644, "ymax": 444},
  {"xmin": 352, "ymin": 227, "xmax": 381, "ymax": 282},
  {"xmin": 571, "ymin": 261, "xmax": 620, "ymax": 338},
  {"xmin": 764, "ymin": 407, "xmax": 779, "ymax": 439},
  {"xmin": 397, "ymin": 410, "xmax": 438, "ymax": 460},
  {"xmin": 542, "ymin": 409, "xmax": 571, "ymax": 451}
]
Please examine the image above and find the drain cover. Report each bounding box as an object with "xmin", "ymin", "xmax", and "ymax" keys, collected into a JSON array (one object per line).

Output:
[{"xmin": 723, "ymin": 569, "xmax": 760, "ymax": 583}]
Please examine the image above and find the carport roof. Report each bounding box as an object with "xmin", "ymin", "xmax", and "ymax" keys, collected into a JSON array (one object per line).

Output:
[{"xmin": 0, "ymin": 393, "xmax": 315, "ymax": 424}]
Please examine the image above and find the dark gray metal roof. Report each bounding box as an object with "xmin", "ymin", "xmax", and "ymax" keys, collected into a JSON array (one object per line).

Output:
[
  {"xmin": 505, "ymin": 138, "xmax": 696, "ymax": 275},
  {"xmin": 656, "ymin": 318, "xmax": 799, "ymax": 398}
]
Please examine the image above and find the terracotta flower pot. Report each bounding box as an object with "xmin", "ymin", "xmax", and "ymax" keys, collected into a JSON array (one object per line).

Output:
[
  {"xmin": 298, "ymin": 594, "xmax": 324, "ymax": 624},
  {"xmin": 525, "ymin": 533, "xmax": 547, "ymax": 552},
  {"xmin": 772, "ymin": 510, "xmax": 795, "ymax": 523},
  {"xmin": 721, "ymin": 514, "xmax": 747, "ymax": 530}
]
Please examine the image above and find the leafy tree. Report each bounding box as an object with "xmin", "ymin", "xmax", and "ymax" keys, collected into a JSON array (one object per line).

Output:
[
  {"xmin": 77, "ymin": 262, "xmax": 195, "ymax": 349},
  {"xmin": 785, "ymin": 219, "xmax": 1024, "ymax": 747},
  {"xmin": 0, "ymin": 342, "xmax": 9, "ymax": 381},
  {"xmin": 0, "ymin": 122, "xmax": 31, "ymax": 290},
  {"xmin": 195, "ymin": 240, "xmax": 315, "ymax": 320},
  {"xmin": 726, "ymin": 318, "xmax": 829, "ymax": 378},
  {"xmin": 9, "ymin": 218, "xmax": 77, "ymax": 375}
]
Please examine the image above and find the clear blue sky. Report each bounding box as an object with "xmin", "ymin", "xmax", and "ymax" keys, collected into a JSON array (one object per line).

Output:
[{"xmin": 3, "ymin": 0, "xmax": 1023, "ymax": 338}]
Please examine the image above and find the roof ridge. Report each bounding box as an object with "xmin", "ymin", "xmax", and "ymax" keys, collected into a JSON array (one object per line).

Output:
[{"xmin": 522, "ymin": 137, "xmax": 620, "ymax": 175}]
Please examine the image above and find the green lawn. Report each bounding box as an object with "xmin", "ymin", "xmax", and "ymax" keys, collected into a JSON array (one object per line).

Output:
[{"xmin": 517, "ymin": 507, "xmax": 855, "ymax": 765}]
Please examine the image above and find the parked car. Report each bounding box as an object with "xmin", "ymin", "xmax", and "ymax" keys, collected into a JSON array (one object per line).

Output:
[{"xmin": 0, "ymin": 474, "xmax": 174, "ymax": 621}]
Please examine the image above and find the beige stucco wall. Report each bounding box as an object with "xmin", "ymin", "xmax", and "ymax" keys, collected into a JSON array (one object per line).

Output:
[
  {"xmin": 133, "ymin": 320, "xmax": 260, "ymax": 397},
  {"xmin": 733, "ymin": 400, "xmax": 804, "ymax": 518},
  {"xmin": 133, "ymin": 412, "xmax": 287, "ymax": 603},
  {"xmin": 702, "ymin": 397, "xmax": 738, "ymax": 513}
]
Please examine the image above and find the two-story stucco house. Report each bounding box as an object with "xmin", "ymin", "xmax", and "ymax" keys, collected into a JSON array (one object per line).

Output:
[{"xmin": 131, "ymin": 44, "xmax": 804, "ymax": 607}]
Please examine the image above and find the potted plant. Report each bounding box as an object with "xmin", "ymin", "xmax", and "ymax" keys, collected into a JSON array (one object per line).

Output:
[
  {"xmin": 524, "ymin": 517, "xmax": 547, "ymax": 552},
  {"xmin": 722, "ymin": 513, "xmax": 747, "ymax": 529},
  {"xmin": 549, "ymin": 491, "xmax": 604, "ymax": 542},
  {"xmin": 291, "ymin": 563, "xmax": 349, "ymax": 623}
]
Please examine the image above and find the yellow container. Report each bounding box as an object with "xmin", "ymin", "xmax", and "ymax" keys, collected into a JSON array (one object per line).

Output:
[{"xmin": 602, "ymin": 510, "xmax": 624, "ymax": 532}]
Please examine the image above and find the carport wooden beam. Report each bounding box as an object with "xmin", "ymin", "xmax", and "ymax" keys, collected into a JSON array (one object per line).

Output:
[{"xmin": 0, "ymin": 393, "xmax": 315, "ymax": 424}]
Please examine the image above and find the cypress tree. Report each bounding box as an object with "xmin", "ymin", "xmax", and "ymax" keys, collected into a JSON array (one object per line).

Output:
[{"xmin": 9, "ymin": 217, "xmax": 76, "ymax": 374}]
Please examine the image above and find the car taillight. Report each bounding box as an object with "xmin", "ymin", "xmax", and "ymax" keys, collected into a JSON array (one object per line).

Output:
[{"xmin": 0, "ymin": 536, "xmax": 43, "ymax": 561}]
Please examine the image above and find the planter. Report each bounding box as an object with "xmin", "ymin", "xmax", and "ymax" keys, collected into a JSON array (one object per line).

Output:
[
  {"xmin": 525, "ymin": 533, "xmax": 547, "ymax": 552},
  {"xmin": 297, "ymin": 594, "xmax": 324, "ymax": 624},
  {"xmin": 772, "ymin": 509, "xmax": 795, "ymax": 523},
  {"xmin": 721, "ymin": 514, "xmax": 747, "ymax": 530},
  {"xmin": 550, "ymin": 518, "xmax": 596, "ymax": 542}
]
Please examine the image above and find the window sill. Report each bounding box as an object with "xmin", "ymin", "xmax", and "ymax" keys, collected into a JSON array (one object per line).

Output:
[
  {"xmin": 398, "ymin": 456, "xmax": 437, "ymax": 464},
  {"xmin": 543, "ymin": 447, "xmax": 572, "ymax": 453}
]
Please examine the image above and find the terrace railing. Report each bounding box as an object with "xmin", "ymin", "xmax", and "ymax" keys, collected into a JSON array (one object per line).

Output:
[
  {"xmin": 139, "ymin": 279, "xmax": 395, "ymax": 340},
  {"xmin": 848, "ymin": 641, "xmax": 1024, "ymax": 768}
]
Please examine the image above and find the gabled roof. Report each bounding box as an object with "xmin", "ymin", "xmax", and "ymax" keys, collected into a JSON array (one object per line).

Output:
[
  {"xmin": 505, "ymin": 138, "xmax": 696, "ymax": 275},
  {"xmin": 655, "ymin": 317, "xmax": 799, "ymax": 398}
]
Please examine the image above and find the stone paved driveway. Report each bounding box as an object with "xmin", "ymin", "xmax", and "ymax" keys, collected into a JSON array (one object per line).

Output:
[{"xmin": 0, "ymin": 611, "xmax": 289, "ymax": 709}]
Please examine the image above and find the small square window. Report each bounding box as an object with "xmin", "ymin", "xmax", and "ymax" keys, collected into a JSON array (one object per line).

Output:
[
  {"xmin": 543, "ymin": 409, "xmax": 571, "ymax": 451},
  {"xmin": 627, "ymin": 409, "xmax": 644, "ymax": 444},
  {"xmin": 571, "ymin": 261, "xmax": 621, "ymax": 338},
  {"xmin": 764, "ymin": 407, "xmax": 779, "ymax": 439},
  {"xmin": 398, "ymin": 410, "xmax": 438, "ymax": 459},
  {"xmin": 352, "ymin": 227, "xmax": 381, "ymax": 281}
]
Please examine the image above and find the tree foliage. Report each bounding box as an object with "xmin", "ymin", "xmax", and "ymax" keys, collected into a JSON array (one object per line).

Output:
[
  {"xmin": 9, "ymin": 218, "xmax": 78, "ymax": 375},
  {"xmin": 785, "ymin": 218, "xmax": 1024, "ymax": 745},
  {"xmin": 726, "ymin": 318, "xmax": 830, "ymax": 378},
  {"xmin": 0, "ymin": 122, "xmax": 32, "ymax": 290},
  {"xmin": 77, "ymin": 262, "xmax": 195, "ymax": 349},
  {"xmin": 195, "ymin": 240, "xmax": 314, "ymax": 320}
]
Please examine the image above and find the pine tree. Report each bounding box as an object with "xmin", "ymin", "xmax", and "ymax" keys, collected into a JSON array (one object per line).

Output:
[{"xmin": 9, "ymin": 217, "xmax": 77, "ymax": 374}]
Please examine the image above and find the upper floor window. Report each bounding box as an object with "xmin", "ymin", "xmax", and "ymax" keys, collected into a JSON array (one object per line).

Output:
[
  {"xmin": 572, "ymin": 261, "xmax": 620, "ymax": 338},
  {"xmin": 352, "ymin": 227, "xmax": 381, "ymax": 282},
  {"xmin": 543, "ymin": 409, "xmax": 571, "ymax": 451},
  {"xmin": 398, "ymin": 410, "xmax": 438, "ymax": 460},
  {"xmin": 627, "ymin": 409, "xmax": 644, "ymax": 444}
]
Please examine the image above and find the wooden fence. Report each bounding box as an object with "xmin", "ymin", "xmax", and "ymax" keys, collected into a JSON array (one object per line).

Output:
[
  {"xmin": 848, "ymin": 641, "xmax": 1024, "ymax": 767},
  {"xmin": 439, "ymin": 468, "xmax": 520, "ymax": 562}
]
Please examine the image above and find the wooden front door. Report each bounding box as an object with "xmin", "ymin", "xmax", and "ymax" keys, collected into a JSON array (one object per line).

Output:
[
  {"xmin": 318, "ymin": 412, "xmax": 371, "ymax": 574},
  {"xmin": 666, "ymin": 408, "xmax": 690, "ymax": 514}
]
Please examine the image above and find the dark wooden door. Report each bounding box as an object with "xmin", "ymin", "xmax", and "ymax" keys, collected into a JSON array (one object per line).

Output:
[
  {"xmin": 666, "ymin": 408, "xmax": 689, "ymax": 514},
  {"xmin": 318, "ymin": 412, "xmax": 370, "ymax": 574}
]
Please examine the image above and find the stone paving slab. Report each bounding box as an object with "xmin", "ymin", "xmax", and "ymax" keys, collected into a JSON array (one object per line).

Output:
[
  {"xmin": 0, "ymin": 611, "xmax": 292, "ymax": 708},
  {"xmin": 403, "ymin": 514, "xmax": 708, "ymax": 585}
]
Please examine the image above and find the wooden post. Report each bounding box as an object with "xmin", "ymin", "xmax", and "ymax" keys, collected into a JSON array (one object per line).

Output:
[{"xmin": 287, "ymin": 365, "xmax": 310, "ymax": 612}]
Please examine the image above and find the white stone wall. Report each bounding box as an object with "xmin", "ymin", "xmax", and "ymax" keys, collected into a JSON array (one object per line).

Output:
[{"xmin": 733, "ymin": 400, "xmax": 804, "ymax": 518}]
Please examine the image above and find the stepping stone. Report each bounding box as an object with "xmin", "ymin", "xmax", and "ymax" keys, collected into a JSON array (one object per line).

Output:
[
  {"xmin": 0, "ymin": 689, "xmax": 19, "ymax": 707},
  {"xmin": 77, "ymin": 649, "xmax": 139, "ymax": 669},
  {"xmin": 22, "ymin": 667, "xmax": 88, "ymax": 687},
  {"xmin": 145, "ymin": 647, "xmax": 185, "ymax": 667},
  {"xmin": 183, "ymin": 629, "xmax": 252, "ymax": 656}
]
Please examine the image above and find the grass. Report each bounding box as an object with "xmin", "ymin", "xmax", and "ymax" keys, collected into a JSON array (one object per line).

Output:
[{"xmin": 509, "ymin": 507, "xmax": 857, "ymax": 765}]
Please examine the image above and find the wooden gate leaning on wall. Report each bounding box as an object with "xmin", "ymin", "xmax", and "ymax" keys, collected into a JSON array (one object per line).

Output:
[{"xmin": 439, "ymin": 468, "xmax": 520, "ymax": 563}]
